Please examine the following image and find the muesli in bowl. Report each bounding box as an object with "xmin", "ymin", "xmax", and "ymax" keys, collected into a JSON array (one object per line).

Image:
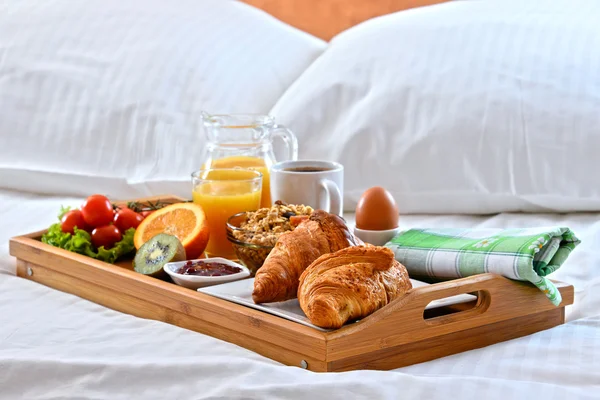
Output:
[{"xmin": 226, "ymin": 201, "xmax": 313, "ymax": 275}]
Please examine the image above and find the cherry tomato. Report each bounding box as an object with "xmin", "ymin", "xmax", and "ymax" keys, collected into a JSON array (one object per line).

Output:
[
  {"xmin": 140, "ymin": 210, "xmax": 156, "ymax": 218},
  {"xmin": 91, "ymin": 225, "xmax": 122, "ymax": 250},
  {"xmin": 114, "ymin": 209, "xmax": 144, "ymax": 232},
  {"xmin": 81, "ymin": 195, "xmax": 114, "ymax": 228},
  {"xmin": 60, "ymin": 210, "xmax": 89, "ymax": 234}
]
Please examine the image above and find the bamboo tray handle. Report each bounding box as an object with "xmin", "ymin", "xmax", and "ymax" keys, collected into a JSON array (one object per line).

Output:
[
  {"xmin": 399, "ymin": 273, "xmax": 534, "ymax": 328},
  {"xmin": 329, "ymin": 273, "xmax": 558, "ymax": 347},
  {"xmin": 370, "ymin": 273, "xmax": 504, "ymax": 329},
  {"xmin": 409, "ymin": 275, "xmax": 492, "ymax": 326}
]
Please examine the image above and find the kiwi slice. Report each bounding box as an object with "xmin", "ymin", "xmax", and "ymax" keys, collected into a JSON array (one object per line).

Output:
[{"xmin": 133, "ymin": 233, "xmax": 186, "ymax": 278}]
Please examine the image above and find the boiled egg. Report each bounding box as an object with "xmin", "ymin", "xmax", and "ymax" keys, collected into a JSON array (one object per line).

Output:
[{"xmin": 355, "ymin": 187, "xmax": 399, "ymax": 231}]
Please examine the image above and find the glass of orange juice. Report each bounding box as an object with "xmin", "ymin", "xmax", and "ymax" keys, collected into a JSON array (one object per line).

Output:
[{"xmin": 192, "ymin": 168, "xmax": 262, "ymax": 259}]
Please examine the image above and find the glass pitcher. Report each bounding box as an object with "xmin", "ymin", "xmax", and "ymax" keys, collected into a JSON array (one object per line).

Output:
[{"xmin": 200, "ymin": 112, "xmax": 298, "ymax": 208}]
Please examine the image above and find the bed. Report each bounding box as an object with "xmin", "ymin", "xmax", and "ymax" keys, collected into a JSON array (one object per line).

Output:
[{"xmin": 2, "ymin": 0, "xmax": 600, "ymax": 398}]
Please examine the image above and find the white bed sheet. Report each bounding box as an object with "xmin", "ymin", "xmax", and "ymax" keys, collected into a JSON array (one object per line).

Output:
[{"xmin": 1, "ymin": 189, "xmax": 599, "ymax": 399}]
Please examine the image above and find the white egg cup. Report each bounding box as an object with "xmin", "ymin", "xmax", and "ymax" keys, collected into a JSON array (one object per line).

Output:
[{"xmin": 353, "ymin": 226, "xmax": 402, "ymax": 247}]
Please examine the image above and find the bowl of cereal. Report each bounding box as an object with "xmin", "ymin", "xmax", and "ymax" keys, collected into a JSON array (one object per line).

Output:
[{"xmin": 226, "ymin": 201, "xmax": 313, "ymax": 275}]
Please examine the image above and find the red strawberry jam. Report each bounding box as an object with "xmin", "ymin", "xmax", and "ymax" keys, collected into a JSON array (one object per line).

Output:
[{"xmin": 176, "ymin": 260, "xmax": 242, "ymax": 277}]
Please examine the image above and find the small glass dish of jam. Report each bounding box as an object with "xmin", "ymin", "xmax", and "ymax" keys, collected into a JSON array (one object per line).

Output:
[{"xmin": 164, "ymin": 258, "xmax": 250, "ymax": 290}]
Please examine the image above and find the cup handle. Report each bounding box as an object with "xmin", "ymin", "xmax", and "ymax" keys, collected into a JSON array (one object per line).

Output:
[
  {"xmin": 271, "ymin": 124, "xmax": 298, "ymax": 161},
  {"xmin": 319, "ymin": 179, "xmax": 343, "ymax": 216}
]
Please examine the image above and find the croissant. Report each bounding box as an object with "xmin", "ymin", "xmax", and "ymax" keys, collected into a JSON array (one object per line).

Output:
[
  {"xmin": 298, "ymin": 246, "xmax": 412, "ymax": 329},
  {"xmin": 252, "ymin": 210, "xmax": 363, "ymax": 303}
]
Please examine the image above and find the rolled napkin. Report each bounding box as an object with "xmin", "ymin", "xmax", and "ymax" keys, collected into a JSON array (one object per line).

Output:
[{"xmin": 385, "ymin": 227, "xmax": 580, "ymax": 306}]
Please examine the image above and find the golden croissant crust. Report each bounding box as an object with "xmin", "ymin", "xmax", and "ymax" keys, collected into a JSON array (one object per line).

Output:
[
  {"xmin": 252, "ymin": 210, "xmax": 363, "ymax": 303},
  {"xmin": 298, "ymin": 246, "xmax": 411, "ymax": 329}
]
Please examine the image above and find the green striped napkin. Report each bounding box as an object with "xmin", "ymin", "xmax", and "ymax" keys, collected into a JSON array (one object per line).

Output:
[{"xmin": 385, "ymin": 227, "xmax": 580, "ymax": 306}]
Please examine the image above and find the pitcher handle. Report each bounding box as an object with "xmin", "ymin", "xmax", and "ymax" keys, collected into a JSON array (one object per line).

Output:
[{"xmin": 271, "ymin": 124, "xmax": 298, "ymax": 161}]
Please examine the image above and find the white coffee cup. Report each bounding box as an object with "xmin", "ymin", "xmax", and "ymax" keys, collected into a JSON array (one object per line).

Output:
[{"xmin": 270, "ymin": 160, "xmax": 344, "ymax": 216}]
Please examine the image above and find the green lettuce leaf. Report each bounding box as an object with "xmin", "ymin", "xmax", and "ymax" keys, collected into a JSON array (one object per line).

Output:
[
  {"xmin": 58, "ymin": 205, "xmax": 72, "ymax": 220},
  {"xmin": 41, "ymin": 213, "xmax": 136, "ymax": 264},
  {"xmin": 96, "ymin": 228, "xmax": 136, "ymax": 263}
]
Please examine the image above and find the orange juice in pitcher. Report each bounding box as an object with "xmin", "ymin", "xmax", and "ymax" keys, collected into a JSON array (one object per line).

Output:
[
  {"xmin": 201, "ymin": 112, "xmax": 298, "ymax": 208},
  {"xmin": 207, "ymin": 156, "xmax": 272, "ymax": 208}
]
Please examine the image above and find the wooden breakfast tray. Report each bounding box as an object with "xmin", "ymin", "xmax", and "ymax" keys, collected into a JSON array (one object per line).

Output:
[{"xmin": 9, "ymin": 196, "xmax": 574, "ymax": 372}]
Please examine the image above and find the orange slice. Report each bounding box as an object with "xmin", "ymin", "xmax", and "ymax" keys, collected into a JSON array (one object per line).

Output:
[{"xmin": 134, "ymin": 202, "xmax": 210, "ymax": 260}]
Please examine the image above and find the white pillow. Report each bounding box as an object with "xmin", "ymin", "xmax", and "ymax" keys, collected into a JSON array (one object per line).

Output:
[
  {"xmin": 0, "ymin": 0, "xmax": 325, "ymax": 200},
  {"xmin": 271, "ymin": 0, "xmax": 600, "ymax": 214}
]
